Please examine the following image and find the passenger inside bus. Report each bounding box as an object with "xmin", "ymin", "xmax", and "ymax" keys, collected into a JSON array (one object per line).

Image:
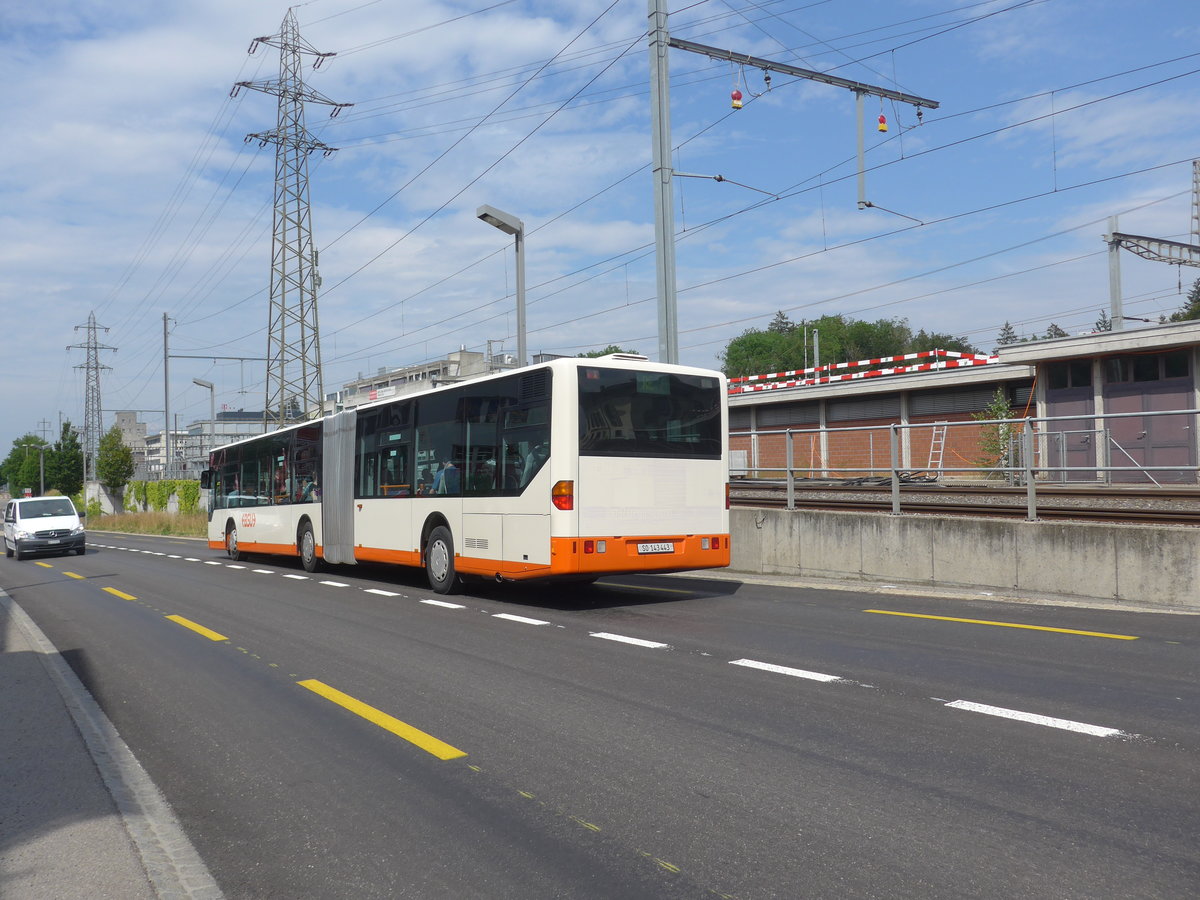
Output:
[
  {"xmin": 522, "ymin": 441, "xmax": 548, "ymax": 486},
  {"xmin": 300, "ymin": 476, "xmax": 319, "ymax": 502},
  {"xmin": 433, "ymin": 459, "xmax": 461, "ymax": 495}
]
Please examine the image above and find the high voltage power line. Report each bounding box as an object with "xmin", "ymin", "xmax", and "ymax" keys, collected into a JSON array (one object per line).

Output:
[{"xmin": 87, "ymin": 0, "xmax": 1200, "ymax": 427}]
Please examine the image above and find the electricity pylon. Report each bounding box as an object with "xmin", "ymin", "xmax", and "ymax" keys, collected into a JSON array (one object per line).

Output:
[
  {"xmin": 67, "ymin": 311, "xmax": 116, "ymax": 482},
  {"xmin": 231, "ymin": 9, "xmax": 351, "ymax": 427},
  {"xmin": 1105, "ymin": 160, "xmax": 1200, "ymax": 329}
]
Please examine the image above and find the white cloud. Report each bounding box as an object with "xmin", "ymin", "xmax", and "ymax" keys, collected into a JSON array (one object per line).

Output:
[{"xmin": 2, "ymin": 0, "xmax": 1199, "ymax": 453}]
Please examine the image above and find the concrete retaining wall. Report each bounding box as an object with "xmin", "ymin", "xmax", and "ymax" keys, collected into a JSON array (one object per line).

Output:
[{"xmin": 730, "ymin": 507, "xmax": 1200, "ymax": 612}]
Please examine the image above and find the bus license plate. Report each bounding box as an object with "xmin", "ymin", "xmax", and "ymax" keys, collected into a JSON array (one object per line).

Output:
[{"xmin": 637, "ymin": 542, "xmax": 674, "ymax": 554}]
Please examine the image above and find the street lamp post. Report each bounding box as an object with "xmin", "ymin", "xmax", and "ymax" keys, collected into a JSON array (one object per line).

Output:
[
  {"xmin": 193, "ymin": 378, "xmax": 215, "ymax": 462},
  {"xmin": 20, "ymin": 441, "xmax": 46, "ymax": 495},
  {"xmin": 476, "ymin": 204, "xmax": 526, "ymax": 367}
]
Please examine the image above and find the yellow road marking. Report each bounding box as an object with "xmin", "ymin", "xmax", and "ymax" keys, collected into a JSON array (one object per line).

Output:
[
  {"xmin": 165, "ymin": 615, "xmax": 229, "ymax": 642},
  {"xmin": 864, "ymin": 609, "xmax": 1138, "ymax": 640},
  {"xmin": 34, "ymin": 561, "xmax": 52, "ymax": 568},
  {"xmin": 297, "ymin": 679, "xmax": 467, "ymax": 761},
  {"xmin": 103, "ymin": 587, "xmax": 137, "ymax": 601},
  {"xmin": 64, "ymin": 572, "xmax": 85, "ymax": 580}
]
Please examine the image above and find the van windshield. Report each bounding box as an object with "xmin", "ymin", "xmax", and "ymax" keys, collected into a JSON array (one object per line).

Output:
[{"xmin": 21, "ymin": 499, "xmax": 76, "ymax": 518}]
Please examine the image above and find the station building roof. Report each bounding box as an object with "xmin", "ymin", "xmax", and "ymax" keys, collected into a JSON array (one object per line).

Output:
[
  {"xmin": 996, "ymin": 320, "xmax": 1200, "ymax": 365},
  {"xmin": 728, "ymin": 320, "xmax": 1200, "ymax": 411}
]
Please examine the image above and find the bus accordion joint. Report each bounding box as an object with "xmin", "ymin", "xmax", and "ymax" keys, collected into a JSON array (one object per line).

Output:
[{"xmin": 552, "ymin": 480, "xmax": 574, "ymax": 511}]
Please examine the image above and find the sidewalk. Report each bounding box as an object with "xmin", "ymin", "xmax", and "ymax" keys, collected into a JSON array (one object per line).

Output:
[{"xmin": 0, "ymin": 592, "xmax": 221, "ymax": 899}]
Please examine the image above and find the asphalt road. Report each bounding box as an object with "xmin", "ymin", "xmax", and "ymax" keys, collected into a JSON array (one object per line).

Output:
[{"xmin": 3, "ymin": 533, "xmax": 1198, "ymax": 899}]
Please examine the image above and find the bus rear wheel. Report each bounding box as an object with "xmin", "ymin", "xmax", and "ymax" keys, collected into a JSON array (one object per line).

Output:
[
  {"xmin": 298, "ymin": 522, "xmax": 320, "ymax": 573},
  {"xmin": 226, "ymin": 523, "xmax": 244, "ymax": 561},
  {"xmin": 426, "ymin": 526, "xmax": 458, "ymax": 595}
]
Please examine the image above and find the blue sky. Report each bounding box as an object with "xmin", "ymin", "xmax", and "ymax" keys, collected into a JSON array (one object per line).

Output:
[{"xmin": 2, "ymin": 0, "xmax": 1199, "ymax": 454}]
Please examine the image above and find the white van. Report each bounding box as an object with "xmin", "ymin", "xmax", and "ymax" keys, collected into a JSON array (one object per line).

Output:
[{"xmin": 3, "ymin": 496, "xmax": 86, "ymax": 560}]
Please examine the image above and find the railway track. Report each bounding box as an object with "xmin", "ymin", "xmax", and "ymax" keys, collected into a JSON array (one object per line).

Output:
[{"xmin": 729, "ymin": 481, "xmax": 1200, "ymax": 526}]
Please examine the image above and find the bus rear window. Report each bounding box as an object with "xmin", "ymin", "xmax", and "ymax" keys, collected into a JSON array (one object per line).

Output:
[{"xmin": 578, "ymin": 368, "xmax": 722, "ymax": 458}]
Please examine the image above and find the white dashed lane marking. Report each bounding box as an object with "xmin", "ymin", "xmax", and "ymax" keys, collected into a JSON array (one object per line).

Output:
[
  {"xmin": 590, "ymin": 632, "xmax": 670, "ymax": 649},
  {"xmin": 729, "ymin": 658, "xmax": 842, "ymax": 683},
  {"xmin": 944, "ymin": 700, "xmax": 1128, "ymax": 738},
  {"xmin": 494, "ymin": 613, "xmax": 550, "ymax": 626},
  {"xmin": 93, "ymin": 539, "xmax": 1145, "ymax": 742}
]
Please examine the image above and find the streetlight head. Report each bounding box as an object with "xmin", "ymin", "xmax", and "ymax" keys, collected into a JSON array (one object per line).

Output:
[
  {"xmin": 193, "ymin": 378, "xmax": 214, "ymax": 389},
  {"xmin": 476, "ymin": 204, "xmax": 523, "ymax": 236}
]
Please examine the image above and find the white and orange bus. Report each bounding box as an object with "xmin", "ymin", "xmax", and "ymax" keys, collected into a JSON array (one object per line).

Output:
[{"xmin": 201, "ymin": 354, "xmax": 730, "ymax": 593}]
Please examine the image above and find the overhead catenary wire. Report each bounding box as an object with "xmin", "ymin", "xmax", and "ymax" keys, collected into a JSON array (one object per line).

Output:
[{"xmin": 84, "ymin": 4, "xmax": 1200, "ymax": 427}]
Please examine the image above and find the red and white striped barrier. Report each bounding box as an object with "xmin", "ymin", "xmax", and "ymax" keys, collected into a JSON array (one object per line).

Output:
[
  {"xmin": 728, "ymin": 352, "xmax": 999, "ymax": 394},
  {"xmin": 729, "ymin": 349, "xmax": 994, "ymax": 385}
]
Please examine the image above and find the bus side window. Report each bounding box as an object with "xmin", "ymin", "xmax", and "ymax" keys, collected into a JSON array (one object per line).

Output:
[{"xmin": 382, "ymin": 447, "xmax": 409, "ymax": 496}]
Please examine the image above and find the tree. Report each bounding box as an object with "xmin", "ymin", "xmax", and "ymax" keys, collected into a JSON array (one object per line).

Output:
[
  {"xmin": 1044, "ymin": 323, "xmax": 1069, "ymax": 339},
  {"xmin": 1095, "ymin": 309, "xmax": 1112, "ymax": 332},
  {"xmin": 766, "ymin": 311, "xmax": 794, "ymax": 334},
  {"xmin": 972, "ymin": 387, "xmax": 1016, "ymax": 478},
  {"xmin": 720, "ymin": 328, "xmax": 801, "ymax": 377},
  {"xmin": 579, "ymin": 345, "xmax": 639, "ymax": 358},
  {"xmin": 910, "ymin": 329, "xmax": 978, "ymax": 356},
  {"xmin": 719, "ymin": 313, "xmax": 980, "ymax": 378},
  {"xmin": 995, "ymin": 321, "xmax": 1019, "ymax": 349},
  {"xmin": 0, "ymin": 434, "xmax": 49, "ymax": 496},
  {"xmin": 96, "ymin": 425, "xmax": 135, "ymax": 509},
  {"xmin": 1168, "ymin": 277, "xmax": 1200, "ymax": 322},
  {"xmin": 48, "ymin": 421, "xmax": 84, "ymax": 497}
]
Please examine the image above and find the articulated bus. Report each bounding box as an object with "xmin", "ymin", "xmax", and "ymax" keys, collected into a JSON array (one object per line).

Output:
[{"xmin": 200, "ymin": 354, "xmax": 730, "ymax": 593}]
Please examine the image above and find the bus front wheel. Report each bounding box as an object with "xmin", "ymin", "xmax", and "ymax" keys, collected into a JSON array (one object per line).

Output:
[
  {"xmin": 426, "ymin": 526, "xmax": 458, "ymax": 595},
  {"xmin": 298, "ymin": 522, "xmax": 321, "ymax": 573}
]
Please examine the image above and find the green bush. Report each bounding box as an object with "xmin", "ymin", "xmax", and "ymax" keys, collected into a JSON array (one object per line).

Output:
[
  {"xmin": 177, "ymin": 480, "xmax": 201, "ymax": 513},
  {"xmin": 146, "ymin": 480, "xmax": 175, "ymax": 511}
]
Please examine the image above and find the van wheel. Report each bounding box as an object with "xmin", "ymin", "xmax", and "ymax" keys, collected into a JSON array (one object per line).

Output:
[
  {"xmin": 426, "ymin": 526, "xmax": 458, "ymax": 595},
  {"xmin": 4, "ymin": 540, "xmax": 12, "ymax": 559},
  {"xmin": 226, "ymin": 523, "xmax": 244, "ymax": 561},
  {"xmin": 298, "ymin": 522, "xmax": 320, "ymax": 573}
]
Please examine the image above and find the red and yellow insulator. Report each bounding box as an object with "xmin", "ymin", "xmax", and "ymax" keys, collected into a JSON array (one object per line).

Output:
[
  {"xmin": 877, "ymin": 114, "xmax": 888, "ymax": 133},
  {"xmin": 731, "ymin": 89, "xmax": 743, "ymax": 110}
]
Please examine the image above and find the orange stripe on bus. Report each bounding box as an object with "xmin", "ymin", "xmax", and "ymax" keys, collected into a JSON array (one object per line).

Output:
[{"xmin": 207, "ymin": 534, "xmax": 729, "ymax": 581}]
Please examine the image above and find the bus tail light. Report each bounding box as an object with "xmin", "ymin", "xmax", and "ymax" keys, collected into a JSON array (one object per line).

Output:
[
  {"xmin": 552, "ymin": 480, "xmax": 574, "ymax": 510},
  {"xmin": 583, "ymin": 539, "xmax": 606, "ymax": 554}
]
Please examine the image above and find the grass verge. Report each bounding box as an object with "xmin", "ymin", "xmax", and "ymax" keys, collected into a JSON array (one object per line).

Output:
[{"xmin": 89, "ymin": 511, "xmax": 208, "ymax": 538}]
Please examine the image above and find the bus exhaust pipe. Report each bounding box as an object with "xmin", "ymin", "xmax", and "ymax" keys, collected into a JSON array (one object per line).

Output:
[{"xmin": 495, "ymin": 573, "xmax": 504, "ymax": 583}]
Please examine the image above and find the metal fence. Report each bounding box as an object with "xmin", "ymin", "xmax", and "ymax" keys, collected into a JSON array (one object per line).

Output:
[{"xmin": 730, "ymin": 407, "xmax": 1200, "ymax": 520}]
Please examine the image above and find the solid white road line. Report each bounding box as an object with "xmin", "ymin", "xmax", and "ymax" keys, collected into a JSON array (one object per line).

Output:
[{"xmin": 944, "ymin": 700, "xmax": 1126, "ymax": 738}]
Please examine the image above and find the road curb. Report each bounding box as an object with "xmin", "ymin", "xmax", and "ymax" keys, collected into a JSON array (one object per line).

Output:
[{"xmin": 1, "ymin": 590, "xmax": 224, "ymax": 899}]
